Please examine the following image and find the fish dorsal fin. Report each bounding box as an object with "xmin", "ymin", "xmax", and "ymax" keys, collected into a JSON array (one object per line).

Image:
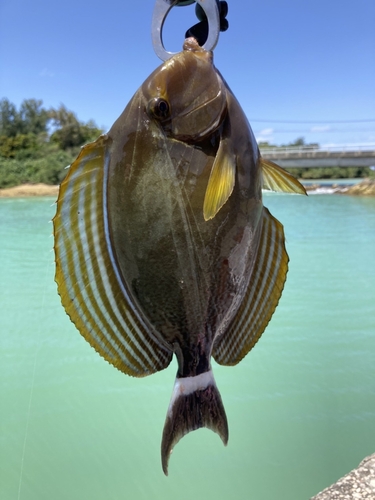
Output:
[
  {"xmin": 212, "ymin": 207, "xmax": 289, "ymax": 366},
  {"xmin": 203, "ymin": 119, "xmax": 236, "ymax": 221},
  {"xmin": 53, "ymin": 136, "xmax": 172, "ymax": 377},
  {"xmin": 261, "ymin": 157, "xmax": 307, "ymax": 195}
]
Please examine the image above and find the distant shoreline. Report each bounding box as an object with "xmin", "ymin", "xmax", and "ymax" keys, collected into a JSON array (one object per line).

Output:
[
  {"xmin": 1, "ymin": 179, "xmax": 375, "ymax": 198},
  {"xmin": 0, "ymin": 183, "xmax": 59, "ymax": 198}
]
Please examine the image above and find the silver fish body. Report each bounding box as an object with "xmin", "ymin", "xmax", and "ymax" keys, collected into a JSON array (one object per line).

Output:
[{"xmin": 54, "ymin": 38, "xmax": 305, "ymax": 475}]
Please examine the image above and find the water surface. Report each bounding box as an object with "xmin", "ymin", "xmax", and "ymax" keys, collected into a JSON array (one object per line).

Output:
[{"xmin": 1, "ymin": 194, "xmax": 374, "ymax": 499}]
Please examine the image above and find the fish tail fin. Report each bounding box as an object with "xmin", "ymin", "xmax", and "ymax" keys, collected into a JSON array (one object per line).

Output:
[{"xmin": 161, "ymin": 370, "xmax": 228, "ymax": 475}]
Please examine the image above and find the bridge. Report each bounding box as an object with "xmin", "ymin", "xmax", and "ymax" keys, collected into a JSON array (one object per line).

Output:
[{"xmin": 260, "ymin": 144, "xmax": 375, "ymax": 168}]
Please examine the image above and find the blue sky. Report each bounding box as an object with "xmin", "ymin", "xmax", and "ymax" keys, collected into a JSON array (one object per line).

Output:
[{"xmin": 1, "ymin": 0, "xmax": 374, "ymax": 146}]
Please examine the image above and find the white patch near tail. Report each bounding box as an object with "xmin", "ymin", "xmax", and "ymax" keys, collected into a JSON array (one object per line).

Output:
[{"xmin": 167, "ymin": 370, "xmax": 215, "ymax": 417}]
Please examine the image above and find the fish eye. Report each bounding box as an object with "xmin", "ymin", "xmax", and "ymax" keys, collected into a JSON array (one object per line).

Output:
[{"xmin": 148, "ymin": 97, "xmax": 170, "ymax": 120}]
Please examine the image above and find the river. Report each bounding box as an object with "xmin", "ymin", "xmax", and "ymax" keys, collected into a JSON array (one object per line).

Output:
[{"xmin": 1, "ymin": 192, "xmax": 374, "ymax": 500}]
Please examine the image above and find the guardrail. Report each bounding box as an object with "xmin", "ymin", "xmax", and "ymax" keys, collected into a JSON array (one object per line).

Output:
[
  {"xmin": 260, "ymin": 144, "xmax": 375, "ymax": 156},
  {"xmin": 259, "ymin": 144, "xmax": 375, "ymax": 167}
]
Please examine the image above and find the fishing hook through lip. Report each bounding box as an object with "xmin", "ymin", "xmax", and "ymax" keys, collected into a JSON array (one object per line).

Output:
[{"xmin": 151, "ymin": 0, "xmax": 220, "ymax": 61}]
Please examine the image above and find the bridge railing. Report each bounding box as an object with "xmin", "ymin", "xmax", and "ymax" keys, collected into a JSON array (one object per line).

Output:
[{"xmin": 260, "ymin": 144, "xmax": 375, "ymax": 157}]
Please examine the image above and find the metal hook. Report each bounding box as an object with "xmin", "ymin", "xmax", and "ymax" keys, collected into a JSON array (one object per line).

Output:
[{"xmin": 151, "ymin": 0, "xmax": 220, "ymax": 61}]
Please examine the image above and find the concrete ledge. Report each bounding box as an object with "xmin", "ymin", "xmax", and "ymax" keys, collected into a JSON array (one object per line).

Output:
[{"xmin": 311, "ymin": 454, "xmax": 375, "ymax": 500}]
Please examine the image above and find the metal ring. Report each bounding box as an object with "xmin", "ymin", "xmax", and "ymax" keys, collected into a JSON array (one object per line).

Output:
[{"xmin": 151, "ymin": 0, "xmax": 220, "ymax": 61}]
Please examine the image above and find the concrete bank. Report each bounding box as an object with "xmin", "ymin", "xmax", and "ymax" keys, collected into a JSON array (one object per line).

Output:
[{"xmin": 311, "ymin": 454, "xmax": 375, "ymax": 499}]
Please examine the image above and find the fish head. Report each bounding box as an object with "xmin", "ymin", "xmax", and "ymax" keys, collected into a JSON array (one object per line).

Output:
[{"xmin": 142, "ymin": 38, "xmax": 227, "ymax": 141}]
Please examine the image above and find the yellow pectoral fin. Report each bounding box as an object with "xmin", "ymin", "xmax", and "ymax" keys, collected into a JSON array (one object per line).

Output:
[
  {"xmin": 203, "ymin": 126, "xmax": 236, "ymax": 221},
  {"xmin": 261, "ymin": 157, "xmax": 307, "ymax": 195}
]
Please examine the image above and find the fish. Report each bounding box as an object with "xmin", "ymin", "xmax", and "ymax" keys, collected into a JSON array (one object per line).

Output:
[{"xmin": 53, "ymin": 37, "xmax": 306, "ymax": 475}]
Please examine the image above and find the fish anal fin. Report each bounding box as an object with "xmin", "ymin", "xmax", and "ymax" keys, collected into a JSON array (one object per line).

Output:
[
  {"xmin": 212, "ymin": 207, "xmax": 289, "ymax": 366},
  {"xmin": 203, "ymin": 119, "xmax": 236, "ymax": 221},
  {"xmin": 161, "ymin": 370, "xmax": 228, "ymax": 475},
  {"xmin": 54, "ymin": 135, "xmax": 172, "ymax": 378},
  {"xmin": 261, "ymin": 157, "xmax": 307, "ymax": 195}
]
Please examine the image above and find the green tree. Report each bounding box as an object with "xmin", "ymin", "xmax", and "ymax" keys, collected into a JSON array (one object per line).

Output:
[
  {"xmin": 19, "ymin": 99, "xmax": 49, "ymax": 135},
  {"xmin": 0, "ymin": 98, "xmax": 22, "ymax": 137},
  {"xmin": 0, "ymin": 97, "xmax": 103, "ymax": 188},
  {"xmin": 258, "ymin": 141, "xmax": 275, "ymax": 149},
  {"xmin": 289, "ymin": 137, "xmax": 305, "ymax": 147},
  {"xmin": 284, "ymin": 137, "xmax": 319, "ymax": 149},
  {"xmin": 49, "ymin": 104, "xmax": 101, "ymax": 149},
  {"xmin": 0, "ymin": 133, "xmax": 39, "ymax": 159}
]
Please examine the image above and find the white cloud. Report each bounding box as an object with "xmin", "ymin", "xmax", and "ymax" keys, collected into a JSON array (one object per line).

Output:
[
  {"xmin": 255, "ymin": 128, "xmax": 274, "ymax": 143},
  {"xmin": 258, "ymin": 128, "xmax": 274, "ymax": 136}
]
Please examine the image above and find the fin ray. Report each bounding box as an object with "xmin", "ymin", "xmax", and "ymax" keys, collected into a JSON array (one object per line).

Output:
[
  {"xmin": 261, "ymin": 157, "xmax": 307, "ymax": 194},
  {"xmin": 212, "ymin": 208, "xmax": 289, "ymax": 365}
]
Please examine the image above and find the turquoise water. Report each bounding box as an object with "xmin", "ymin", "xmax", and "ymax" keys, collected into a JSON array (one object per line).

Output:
[{"xmin": 1, "ymin": 194, "xmax": 374, "ymax": 500}]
